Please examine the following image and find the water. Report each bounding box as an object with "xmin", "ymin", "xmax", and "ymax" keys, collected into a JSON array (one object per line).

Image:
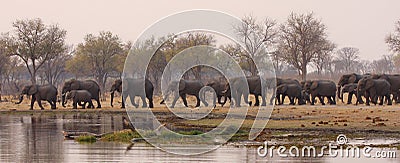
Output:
[{"xmin": 0, "ymin": 112, "xmax": 398, "ymax": 162}]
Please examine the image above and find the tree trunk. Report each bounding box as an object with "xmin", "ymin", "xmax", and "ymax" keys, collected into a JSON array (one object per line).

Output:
[
  {"xmin": 31, "ymin": 71, "xmax": 37, "ymax": 85},
  {"xmin": 301, "ymin": 63, "xmax": 307, "ymax": 82}
]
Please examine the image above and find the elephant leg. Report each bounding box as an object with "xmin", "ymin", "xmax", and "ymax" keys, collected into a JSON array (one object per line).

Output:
[
  {"xmin": 141, "ymin": 95, "xmax": 148, "ymax": 108},
  {"xmin": 330, "ymin": 96, "xmax": 336, "ymax": 105},
  {"xmin": 52, "ymin": 99, "xmax": 57, "ymax": 109},
  {"xmin": 365, "ymin": 92, "xmax": 370, "ymax": 106},
  {"xmin": 318, "ymin": 96, "xmax": 325, "ymax": 105},
  {"xmin": 147, "ymin": 96, "xmax": 153, "ymax": 108},
  {"xmin": 269, "ymin": 94, "xmax": 275, "ymax": 105},
  {"xmin": 254, "ymin": 95, "xmax": 260, "ymax": 106},
  {"xmin": 244, "ymin": 93, "xmax": 251, "ymax": 106},
  {"xmin": 347, "ymin": 93, "xmax": 353, "ymax": 104},
  {"xmin": 181, "ymin": 94, "xmax": 189, "ymax": 107},
  {"xmin": 387, "ymin": 94, "xmax": 392, "ymax": 105},
  {"xmin": 195, "ymin": 95, "xmax": 201, "ymax": 107},
  {"xmin": 121, "ymin": 95, "xmax": 126, "ymax": 109},
  {"xmin": 95, "ymin": 98, "xmax": 102, "ymax": 108},
  {"xmin": 30, "ymin": 96, "xmax": 36, "ymax": 110},
  {"xmin": 82, "ymin": 102, "xmax": 86, "ymax": 109},
  {"xmin": 170, "ymin": 94, "xmax": 179, "ymax": 108},
  {"xmin": 311, "ymin": 95, "xmax": 316, "ymax": 105},
  {"xmin": 289, "ymin": 97, "xmax": 294, "ymax": 105},
  {"xmin": 281, "ymin": 95, "xmax": 286, "ymax": 105},
  {"xmin": 73, "ymin": 101, "xmax": 78, "ymax": 109},
  {"xmin": 199, "ymin": 95, "xmax": 209, "ymax": 107},
  {"xmin": 129, "ymin": 95, "xmax": 138, "ymax": 108},
  {"xmin": 89, "ymin": 101, "xmax": 94, "ymax": 109},
  {"xmin": 37, "ymin": 99, "xmax": 45, "ymax": 110},
  {"xmin": 217, "ymin": 96, "xmax": 222, "ymax": 106},
  {"xmin": 47, "ymin": 100, "xmax": 56, "ymax": 109}
]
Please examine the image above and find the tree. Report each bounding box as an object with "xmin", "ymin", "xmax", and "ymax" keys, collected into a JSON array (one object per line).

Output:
[
  {"xmin": 40, "ymin": 46, "xmax": 72, "ymax": 86},
  {"xmin": 386, "ymin": 20, "xmax": 400, "ymax": 53},
  {"xmin": 277, "ymin": 13, "xmax": 333, "ymax": 81},
  {"xmin": 336, "ymin": 47, "xmax": 360, "ymax": 73},
  {"xmin": 71, "ymin": 31, "xmax": 124, "ymax": 91},
  {"xmin": 234, "ymin": 15, "xmax": 278, "ymax": 76},
  {"xmin": 312, "ymin": 41, "xmax": 336, "ymax": 75},
  {"xmin": 2, "ymin": 18, "xmax": 67, "ymax": 84}
]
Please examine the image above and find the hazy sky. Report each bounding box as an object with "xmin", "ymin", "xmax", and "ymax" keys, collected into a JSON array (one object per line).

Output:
[{"xmin": 1, "ymin": 0, "xmax": 399, "ymax": 60}]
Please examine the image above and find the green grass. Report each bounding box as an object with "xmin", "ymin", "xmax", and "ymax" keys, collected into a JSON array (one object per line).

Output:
[
  {"xmin": 75, "ymin": 135, "xmax": 97, "ymax": 143},
  {"xmin": 178, "ymin": 130, "xmax": 204, "ymax": 135},
  {"xmin": 100, "ymin": 129, "xmax": 141, "ymax": 143}
]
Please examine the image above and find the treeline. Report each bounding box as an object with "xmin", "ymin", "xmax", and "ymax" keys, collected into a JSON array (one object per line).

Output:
[{"xmin": 0, "ymin": 13, "xmax": 400, "ymax": 98}]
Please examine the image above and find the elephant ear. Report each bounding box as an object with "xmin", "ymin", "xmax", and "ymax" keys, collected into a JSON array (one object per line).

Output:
[
  {"xmin": 278, "ymin": 85, "xmax": 287, "ymax": 93},
  {"xmin": 310, "ymin": 81, "xmax": 319, "ymax": 90},
  {"xmin": 348, "ymin": 74, "xmax": 357, "ymax": 83},
  {"xmin": 70, "ymin": 80, "xmax": 80, "ymax": 90},
  {"xmin": 365, "ymin": 79, "xmax": 375, "ymax": 90},
  {"xmin": 122, "ymin": 79, "xmax": 128, "ymax": 92},
  {"xmin": 179, "ymin": 80, "xmax": 186, "ymax": 91},
  {"xmin": 28, "ymin": 85, "xmax": 38, "ymax": 95}
]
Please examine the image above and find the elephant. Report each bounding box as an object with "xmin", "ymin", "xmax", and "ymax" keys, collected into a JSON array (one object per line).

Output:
[
  {"xmin": 15, "ymin": 84, "xmax": 57, "ymax": 110},
  {"xmin": 337, "ymin": 73, "xmax": 370, "ymax": 104},
  {"xmin": 65, "ymin": 90, "xmax": 94, "ymax": 109},
  {"xmin": 61, "ymin": 79, "xmax": 101, "ymax": 108},
  {"xmin": 160, "ymin": 80, "xmax": 208, "ymax": 108},
  {"xmin": 115, "ymin": 78, "xmax": 154, "ymax": 108},
  {"xmin": 357, "ymin": 78, "xmax": 392, "ymax": 106},
  {"xmin": 339, "ymin": 83, "xmax": 358, "ymax": 104},
  {"xmin": 206, "ymin": 81, "xmax": 231, "ymax": 107},
  {"xmin": 304, "ymin": 80, "xmax": 336, "ymax": 105},
  {"xmin": 275, "ymin": 78, "xmax": 301, "ymax": 104},
  {"xmin": 276, "ymin": 83, "xmax": 305, "ymax": 105},
  {"xmin": 371, "ymin": 74, "xmax": 400, "ymax": 103},
  {"xmin": 223, "ymin": 76, "xmax": 267, "ymax": 107}
]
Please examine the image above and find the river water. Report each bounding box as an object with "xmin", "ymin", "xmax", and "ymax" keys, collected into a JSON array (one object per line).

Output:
[{"xmin": 0, "ymin": 112, "xmax": 398, "ymax": 162}]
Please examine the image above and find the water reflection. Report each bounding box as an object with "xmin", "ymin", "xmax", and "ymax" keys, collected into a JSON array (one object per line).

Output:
[{"xmin": 0, "ymin": 113, "xmax": 398, "ymax": 162}]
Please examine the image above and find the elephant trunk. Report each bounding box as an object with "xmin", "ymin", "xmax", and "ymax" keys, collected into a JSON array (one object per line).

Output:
[
  {"xmin": 61, "ymin": 93, "xmax": 66, "ymax": 107},
  {"xmin": 110, "ymin": 91, "xmax": 115, "ymax": 107},
  {"xmin": 340, "ymin": 87, "xmax": 345, "ymax": 103},
  {"xmin": 337, "ymin": 86, "xmax": 342, "ymax": 100},
  {"xmin": 15, "ymin": 94, "xmax": 24, "ymax": 104}
]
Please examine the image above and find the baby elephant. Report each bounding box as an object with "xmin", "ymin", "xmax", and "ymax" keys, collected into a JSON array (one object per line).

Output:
[{"xmin": 65, "ymin": 90, "xmax": 94, "ymax": 109}]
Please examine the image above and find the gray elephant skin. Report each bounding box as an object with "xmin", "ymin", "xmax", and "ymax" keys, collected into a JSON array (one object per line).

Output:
[
  {"xmin": 371, "ymin": 74, "xmax": 400, "ymax": 103},
  {"xmin": 224, "ymin": 76, "xmax": 267, "ymax": 107},
  {"xmin": 206, "ymin": 81, "xmax": 231, "ymax": 107},
  {"xmin": 357, "ymin": 78, "xmax": 392, "ymax": 106},
  {"xmin": 276, "ymin": 83, "xmax": 305, "ymax": 105},
  {"xmin": 304, "ymin": 80, "xmax": 336, "ymax": 105},
  {"xmin": 339, "ymin": 83, "xmax": 358, "ymax": 104},
  {"xmin": 15, "ymin": 84, "xmax": 57, "ymax": 110},
  {"xmin": 66, "ymin": 90, "xmax": 94, "ymax": 109},
  {"xmin": 160, "ymin": 80, "xmax": 208, "ymax": 108},
  {"xmin": 337, "ymin": 73, "xmax": 370, "ymax": 104},
  {"xmin": 115, "ymin": 78, "xmax": 154, "ymax": 108},
  {"xmin": 276, "ymin": 78, "xmax": 301, "ymax": 104},
  {"xmin": 61, "ymin": 79, "xmax": 101, "ymax": 108}
]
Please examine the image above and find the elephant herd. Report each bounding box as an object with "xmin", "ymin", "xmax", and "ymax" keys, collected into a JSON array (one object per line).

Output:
[{"xmin": 14, "ymin": 73, "xmax": 400, "ymax": 110}]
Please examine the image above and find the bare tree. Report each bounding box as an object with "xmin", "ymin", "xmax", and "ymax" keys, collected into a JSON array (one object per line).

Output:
[
  {"xmin": 386, "ymin": 20, "xmax": 400, "ymax": 53},
  {"xmin": 312, "ymin": 41, "xmax": 336, "ymax": 75},
  {"xmin": 234, "ymin": 15, "xmax": 278, "ymax": 76},
  {"xmin": 71, "ymin": 31, "xmax": 124, "ymax": 91},
  {"xmin": 2, "ymin": 18, "xmax": 67, "ymax": 84},
  {"xmin": 277, "ymin": 13, "xmax": 333, "ymax": 81},
  {"xmin": 336, "ymin": 47, "xmax": 360, "ymax": 73},
  {"xmin": 40, "ymin": 46, "xmax": 72, "ymax": 86}
]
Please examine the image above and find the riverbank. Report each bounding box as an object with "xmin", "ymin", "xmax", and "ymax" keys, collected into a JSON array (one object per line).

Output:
[{"xmin": 21, "ymin": 103, "xmax": 395, "ymax": 148}]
